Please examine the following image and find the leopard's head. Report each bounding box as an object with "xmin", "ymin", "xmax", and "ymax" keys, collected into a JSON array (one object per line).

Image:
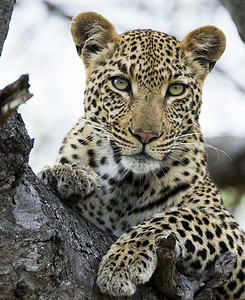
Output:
[{"xmin": 71, "ymin": 12, "xmax": 226, "ymax": 174}]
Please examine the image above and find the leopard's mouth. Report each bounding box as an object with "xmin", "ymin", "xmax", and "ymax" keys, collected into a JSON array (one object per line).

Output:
[
  {"xmin": 110, "ymin": 138, "xmax": 171, "ymax": 174},
  {"xmin": 120, "ymin": 153, "xmax": 162, "ymax": 174},
  {"xmin": 129, "ymin": 153, "xmax": 152, "ymax": 163}
]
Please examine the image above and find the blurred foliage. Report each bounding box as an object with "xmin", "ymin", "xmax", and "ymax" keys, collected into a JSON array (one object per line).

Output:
[
  {"xmin": 222, "ymin": 186, "xmax": 245, "ymax": 215},
  {"xmin": 222, "ymin": 186, "xmax": 239, "ymax": 207}
]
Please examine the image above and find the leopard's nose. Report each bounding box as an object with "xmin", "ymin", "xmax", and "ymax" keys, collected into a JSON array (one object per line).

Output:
[{"xmin": 132, "ymin": 129, "xmax": 160, "ymax": 144}]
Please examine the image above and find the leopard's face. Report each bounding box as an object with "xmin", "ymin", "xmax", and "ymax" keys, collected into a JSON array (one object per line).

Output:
[
  {"xmin": 83, "ymin": 30, "xmax": 203, "ymax": 173},
  {"xmin": 71, "ymin": 13, "xmax": 225, "ymax": 174}
]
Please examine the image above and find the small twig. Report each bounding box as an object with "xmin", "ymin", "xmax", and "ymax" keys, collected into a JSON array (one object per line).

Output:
[
  {"xmin": 154, "ymin": 233, "xmax": 237, "ymax": 300},
  {"xmin": 42, "ymin": 1, "xmax": 72, "ymax": 20},
  {"xmin": 195, "ymin": 251, "xmax": 237, "ymax": 299},
  {"xmin": 215, "ymin": 65, "xmax": 245, "ymax": 94},
  {"xmin": 0, "ymin": 74, "xmax": 33, "ymax": 125}
]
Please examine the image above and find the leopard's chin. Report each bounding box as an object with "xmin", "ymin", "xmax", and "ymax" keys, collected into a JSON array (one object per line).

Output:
[{"xmin": 120, "ymin": 153, "xmax": 161, "ymax": 174}]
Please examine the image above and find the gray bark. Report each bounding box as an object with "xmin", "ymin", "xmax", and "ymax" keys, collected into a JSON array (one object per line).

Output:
[
  {"xmin": 220, "ymin": 0, "xmax": 245, "ymax": 43},
  {"xmin": 0, "ymin": 0, "xmax": 15, "ymax": 56}
]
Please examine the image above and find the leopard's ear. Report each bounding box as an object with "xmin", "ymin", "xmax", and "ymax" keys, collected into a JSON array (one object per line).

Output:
[
  {"xmin": 70, "ymin": 12, "xmax": 118, "ymax": 67},
  {"xmin": 180, "ymin": 26, "xmax": 226, "ymax": 78}
]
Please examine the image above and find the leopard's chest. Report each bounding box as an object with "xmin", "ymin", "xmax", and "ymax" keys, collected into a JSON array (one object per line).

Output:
[
  {"xmin": 86, "ymin": 151, "xmax": 170, "ymax": 235},
  {"xmin": 76, "ymin": 138, "xmax": 179, "ymax": 236},
  {"xmin": 98, "ymin": 153, "xmax": 153, "ymax": 212}
]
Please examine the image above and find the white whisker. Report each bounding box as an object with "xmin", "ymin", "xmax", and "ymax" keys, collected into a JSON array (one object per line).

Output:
[
  {"xmin": 150, "ymin": 169, "xmax": 161, "ymax": 188},
  {"xmin": 205, "ymin": 144, "xmax": 232, "ymax": 162}
]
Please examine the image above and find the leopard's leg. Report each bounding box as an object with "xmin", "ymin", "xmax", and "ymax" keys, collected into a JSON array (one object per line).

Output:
[
  {"xmin": 97, "ymin": 218, "xmax": 167, "ymax": 296},
  {"xmin": 96, "ymin": 208, "xmax": 243, "ymax": 298}
]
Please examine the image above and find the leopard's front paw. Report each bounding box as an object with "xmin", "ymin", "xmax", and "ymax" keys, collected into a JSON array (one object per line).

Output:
[
  {"xmin": 97, "ymin": 240, "xmax": 157, "ymax": 296},
  {"xmin": 38, "ymin": 163, "xmax": 100, "ymax": 201}
]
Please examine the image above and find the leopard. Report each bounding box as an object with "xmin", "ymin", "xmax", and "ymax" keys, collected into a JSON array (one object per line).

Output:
[{"xmin": 39, "ymin": 11, "xmax": 245, "ymax": 299}]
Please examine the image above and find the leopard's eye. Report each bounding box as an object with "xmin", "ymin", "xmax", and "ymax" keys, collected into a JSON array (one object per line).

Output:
[
  {"xmin": 168, "ymin": 83, "xmax": 185, "ymax": 96},
  {"xmin": 111, "ymin": 77, "xmax": 130, "ymax": 91}
]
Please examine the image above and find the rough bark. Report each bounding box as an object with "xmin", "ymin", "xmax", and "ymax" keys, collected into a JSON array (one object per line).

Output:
[
  {"xmin": 0, "ymin": 0, "xmax": 15, "ymax": 56},
  {"xmin": 220, "ymin": 0, "xmax": 245, "ymax": 43},
  {"xmin": 0, "ymin": 79, "xmax": 236, "ymax": 300}
]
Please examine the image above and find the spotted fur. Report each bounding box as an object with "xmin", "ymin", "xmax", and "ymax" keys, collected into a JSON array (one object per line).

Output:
[{"xmin": 39, "ymin": 12, "xmax": 245, "ymax": 299}]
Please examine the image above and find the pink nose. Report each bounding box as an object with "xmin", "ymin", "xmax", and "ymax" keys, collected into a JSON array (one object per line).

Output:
[{"xmin": 133, "ymin": 129, "xmax": 159, "ymax": 144}]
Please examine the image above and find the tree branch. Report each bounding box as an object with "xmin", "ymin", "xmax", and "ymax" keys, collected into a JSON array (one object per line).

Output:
[
  {"xmin": 220, "ymin": 0, "xmax": 245, "ymax": 43},
  {"xmin": 42, "ymin": 0, "xmax": 72, "ymax": 20},
  {"xmin": 0, "ymin": 74, "xmax": 33, "ymax": 125},
  {"xmin": 215, "ymin": 65, "xmax": 245, "ymax": 94},
  {"xmin": 154, "ymin": 234, "xmax": 237, "ymax": 300},
  {"xmin": 0, "ymin": 0, "xmax": 15, "ymax": 56}
]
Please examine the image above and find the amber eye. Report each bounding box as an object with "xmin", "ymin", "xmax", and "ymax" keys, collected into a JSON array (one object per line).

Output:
[
  {"xmin": 111, "ymin": 77, "xmax": 130, "ymax": 91},
  {"xmin": 168, "ymin": 83, "xmax": 185, "ymax": 96}
]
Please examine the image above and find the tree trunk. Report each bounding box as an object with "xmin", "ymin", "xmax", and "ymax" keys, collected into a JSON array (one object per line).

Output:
[
  {"xmin": 220, "ymin": 0, "xmax": 245, "ymax": 43},
  {"xmin": 0, "ymin": 0, "xmax": 15, "ymax": 56}
]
